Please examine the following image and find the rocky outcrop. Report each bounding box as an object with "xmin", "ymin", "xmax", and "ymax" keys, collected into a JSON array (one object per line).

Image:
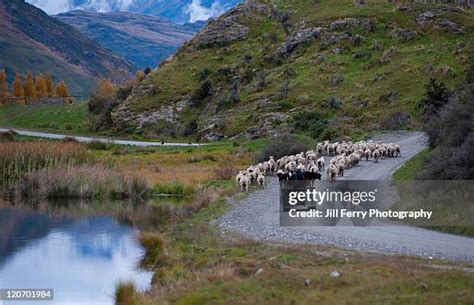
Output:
[
  {"xmin": 192, "ymin": 2, "xmax": 267, "ymax": 48},
  {"xmin": 415, "ymin": 8, "xmax": 465, "ymax": 34},
  {"xmin": 275, "ymin": 22, "xmax": 322, "ymax": 57},
  {"xmin": 234, "ymin": 112, "xmax": 290, "ymax": 139},
  {"xmin": 329, "ymin": 18, "xmax": 361, "ymax": 31}
]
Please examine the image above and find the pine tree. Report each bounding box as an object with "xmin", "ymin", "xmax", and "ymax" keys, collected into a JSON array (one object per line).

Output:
[
  {"xmin": 23, "ymin": 71, "xmax": 36, "ymax": 102},
  {"xmin": 46, "ymin": 74, "xmax": 54, "ymax": 97},
  {"xmin": 35, "ymin": 74, "xmax": 48, "ymax": 99},
  {"xmin": 12, "ymin": 73, "xmax": 24, "ymax": 103},
  {"xmin": 55, "ymin": 81, "xmax": 71, "ymax": 103},
  {"xmin": 0, "ymin": 69, "xmax": 7, "ymax": 104}
]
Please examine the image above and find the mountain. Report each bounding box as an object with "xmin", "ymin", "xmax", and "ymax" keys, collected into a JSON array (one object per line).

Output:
[
  {"xmin": 26, "ymin": 0, "xmax": 242, "ymax": 23},
  {"xmin": 0, "ymin": 0, "xmax": 133, "ymax": 95},
  {"xmin": 56, "ymin": 11, "xmax": 201, "ymax": 69},
  {"xmin": 107, "ymin": 0, "xmax": 474, "ymax": 141}
]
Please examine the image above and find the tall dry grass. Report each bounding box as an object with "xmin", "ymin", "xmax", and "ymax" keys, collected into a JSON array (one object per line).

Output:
[
  {"xmin": 0, "ymin": 141, "xmax": 91, "ymax": 186},
  {"xmin": 18, "ymin": 165, "xmax": 148, "ymax": 199}
]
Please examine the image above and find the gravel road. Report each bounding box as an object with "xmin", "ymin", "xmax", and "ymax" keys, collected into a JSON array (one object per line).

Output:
[
  {"xmin": 218, "ymin": 131, "xmax": 474, "ymax": 262},
  {"xmin": 0, "ymin": 128, "xmax": 204, "ymax": 147}
]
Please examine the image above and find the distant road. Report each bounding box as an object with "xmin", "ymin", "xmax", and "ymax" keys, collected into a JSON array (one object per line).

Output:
[{"xmin": 0, "ymin": 128, "xmax": 205, "ymax": 147}]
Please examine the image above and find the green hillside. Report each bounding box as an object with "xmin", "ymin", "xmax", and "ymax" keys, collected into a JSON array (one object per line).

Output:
[{"xmin": 110, "ymin": 0, "xmax": 474, "ymax": 140}]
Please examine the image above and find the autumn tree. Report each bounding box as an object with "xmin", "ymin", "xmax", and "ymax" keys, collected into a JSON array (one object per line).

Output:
[
  {"xmin": 97, "ymin": 78, "xmax": 117, "ymax": 98},
  {"xmin": 45, "ymin": 74, "xmax": 54, "ymax": 97},
  {"xmin": 23, "ymin": 71, "xmax": 36, "ymax": 102},
  {"xmin": 55, "ymin": 81, "xmax": 71, "ymax": 103},
  {"xmin": 35, "ymin": 74, "xmax": 48, "ymax": 99},
  {"xmin": 0, "ymin": 69, "xmax": 7, "ymax": 104},
  {"xmin": 12, "ymin": 73, "xmax": 24, "ymax": 103},
  {"xmin": 135, "ymin": 70, "xmax": 145, "ymax": 83}
]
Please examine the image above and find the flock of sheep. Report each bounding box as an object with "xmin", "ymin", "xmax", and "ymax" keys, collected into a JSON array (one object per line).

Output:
[{"xmin": 235, "ymin": 140, "xmax": 401, "ymax": 191}]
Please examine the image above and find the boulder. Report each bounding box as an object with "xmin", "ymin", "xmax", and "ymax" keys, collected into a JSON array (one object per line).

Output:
[
  {"xmin": 331, "ymin": 73, "xmax": 344, "ymax": 86},
  {"xmin": 435, "ymin": 19, "xmax": 464, "ymax": 34},
  {"xmin": 330, "ymin": 18, "xmax": 360, "ymax": 31},
  {"xmin": 378, "ymin": 90, "xmax": 399, "ymax": 103},
  {"xmin": 389, "ymin": 27, "xmax": 417, "ymax": 41},
  {"xmin": 275, "ymin": 24, "xmax": 322, "ymax": 57}
]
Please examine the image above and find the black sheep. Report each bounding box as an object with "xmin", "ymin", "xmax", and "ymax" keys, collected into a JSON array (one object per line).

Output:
[
  {"xmin": 303, "ymin": 171, "xmax": 322, "ymax": 187},
  {"xmin": 277, "ymin": 170, "xmax": 289, "ymax": 181}
]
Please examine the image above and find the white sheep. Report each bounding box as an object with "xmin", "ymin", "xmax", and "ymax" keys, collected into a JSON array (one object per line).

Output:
[
  {"xmin": 256, "ymin": 173, "xmax": 265, "ymax": 189},
  {"xmin": 372, "ymin": 149, "xmax": 380, "ymax": 163},
  {"xmin": 238, "ymin": 172, "xmax": 250, "ymax": 192},
  {"xmin": 317, "ymin": 157, "xmax": 325, "ymax": 172},
  {"xmin": 326, "ymin": 165, "xmax": 337, "ymax": 181}
]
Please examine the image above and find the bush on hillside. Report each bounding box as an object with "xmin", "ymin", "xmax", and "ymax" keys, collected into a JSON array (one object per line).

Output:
[
  {"xmin": 417, "ymin": 57, "xmax": 474, "ymax": 180},
  {"xmin": 256, "ymin": 134, "xmax": 309, "ymax": 163}
]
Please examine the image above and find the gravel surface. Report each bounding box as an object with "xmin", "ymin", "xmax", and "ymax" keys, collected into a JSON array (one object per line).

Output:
[{"xmin": 218, "ymin": 131, "xmax": 474, "ymax": 262}]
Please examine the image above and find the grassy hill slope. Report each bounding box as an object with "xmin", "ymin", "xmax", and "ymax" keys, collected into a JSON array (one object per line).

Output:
[
  {"xmin": 0, "ymin": 0, "xmax": 133, "ymax": 96},
  {"xmin": 110, "ymin": 0, "xmax": 474, "ymax": 141},
  {"xmin": 56, "ymin": 11, "xmax": 201, "ymax": 69}
]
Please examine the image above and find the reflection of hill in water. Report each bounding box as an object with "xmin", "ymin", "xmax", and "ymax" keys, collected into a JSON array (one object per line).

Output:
[
  {"xmin": 0, "ymin": 196, "xmax": 181, "ymax": 267},
  {"xmin": 0, "ymin": 200, "xmax": 153, "ymax": 303},
  {"xmin": 0, "ymin": 207, "xmax": 68, "ymax": 268}
]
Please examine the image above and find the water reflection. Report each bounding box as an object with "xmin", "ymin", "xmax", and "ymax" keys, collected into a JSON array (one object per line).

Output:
[{"xmin": 0, "ymin": 199, "xmax": 164, "ymax": 305}]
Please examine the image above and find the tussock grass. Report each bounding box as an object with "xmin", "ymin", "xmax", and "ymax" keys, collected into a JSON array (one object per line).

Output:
[
  {"xmin": 17, "ymin": 165, "xmax": 148, "ymax": 199},
  {"xmin": 0, "ymin": 141, "xmax": 91, "ymax": 186},
  {"xmin": 114, "ymin": 281, "xmax": 140, "ymax": 305}
]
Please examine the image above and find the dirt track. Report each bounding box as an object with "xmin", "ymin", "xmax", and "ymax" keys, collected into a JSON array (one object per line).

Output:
[{"xmin": 218, "ymin": 131, "xmax": 474, "ymax": 262}]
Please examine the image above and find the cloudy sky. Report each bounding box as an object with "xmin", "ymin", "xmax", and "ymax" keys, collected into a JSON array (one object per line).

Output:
[{"xmin": 26, "ymin": 0, "xmax": 231, "ymax": 22}]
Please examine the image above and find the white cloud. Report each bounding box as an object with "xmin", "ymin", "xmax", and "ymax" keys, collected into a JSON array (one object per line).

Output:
[
  {"xmin": 26, "ymin": 0, "xmax": 73, "ymax": 15},
  {"xmin": 186, "ymin": 0, "xmax": 225, "ymax": 23},
  {"xmin": 26, "ymin": 0, "xmax": 135, "ymax": 15}
]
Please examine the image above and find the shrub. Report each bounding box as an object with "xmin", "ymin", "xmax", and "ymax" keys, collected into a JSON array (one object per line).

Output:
[
  {"xmin": 86, "ymin": 140, "xmax": 110, "ymax": 150},
  {"xmin": 293, "ymin": 111, "xmax": 328, "ymax": 139},
  {"xmin": 213, "ymin": 166, "xmax": 237, "ymax": 180},
  {"xmin": 417, "ymin": 63, "xmax": 474, "ymax": 179},
  {"xmin": 0, "ymin": 130, "xmax": 16, "ymax": 142},
  {"xmin": 256, "ymin": 134, "xmax": 309, "ymax": 163}
]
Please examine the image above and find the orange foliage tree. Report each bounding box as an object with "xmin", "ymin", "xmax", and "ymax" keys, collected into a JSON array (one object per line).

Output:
[
  {"xmin": 35, "ymin": 74, "xmax": 48, "ymax": 99},
  {"xmin": 23, "ymin": 71, "xmax": 36, "ymax": 102},
  {"xmin": 97, "ymin": 78, "xmax": 117, "ymax": 97},
  {"xmin": 55, "ymin": 81, "xmax": 71, "ymax": 103},
  {"xmin": 0, "ymin": 69, "xmax": 7, "ymax": 104},
  {"xmin": 12, "ymin": 73, "xmax": 24, "ymax": 104},
  {"xmin": 45, "ymin": 74, "xmax": 54, "ymax": 97}
]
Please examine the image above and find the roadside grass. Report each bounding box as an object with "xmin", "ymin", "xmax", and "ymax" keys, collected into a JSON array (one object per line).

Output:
[
  {"xmin": 393, "ymin": 149, "xmax": 474, "ymax": 237},
  {"xmin": 125, "ymin": 197, "xmax": 474, "ymax": 305},
  {"xmin": 393, "ymin": 148, "xmax": 432, "ymax": 180},
  {"xmin": 0, "ymin": 103, "xmax": 92, "ymax": 134}
]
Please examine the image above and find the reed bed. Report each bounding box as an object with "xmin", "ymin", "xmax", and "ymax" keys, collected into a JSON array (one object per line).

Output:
[
  {"xmin": 17, "ymin": 165, "xmax": 148, "ymax": 199},
  {"xmin": 0, "ymin": 141, "xmax": 91, "ymax": 186}
]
